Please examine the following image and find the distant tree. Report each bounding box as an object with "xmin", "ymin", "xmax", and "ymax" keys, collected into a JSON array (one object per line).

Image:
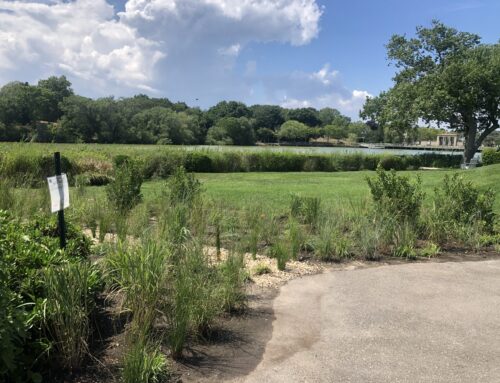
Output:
[
  {"xmin": 206, "ymin": 101, "xmax": 251, "ymax": 125},
  {"xmin": 130, "ymin": 107, "xmax": 199, "ymax": 144},
  {"xmin": 323, "ymin": 124, "xmax": 347, "ymax": 141},
  {"xmin": 206, "ymin": 125, "xmax": 233, "ymax": 145},
  {"xmin": 362, "ymin": 21, "xmax": 500, "ymax": 161},
  {"xmin": 36, "ymin": 76, "xmax": 73, "ymax": 121},
  {"xmin": 256, "ymin": 127, "xmax": 277, "ymax": 143},
  {"xmin": 250, "ymin": 105, "xmax": 285, "ymax": 131},
  {"xmin": 206, "ymin": 117, "xmax": 255, "ymax": 146},
  {"xmin": 0, "ymin": 81, "xmax": 39, "ymax": 125},
  {"xmin": 285, "ymin": 107, "xmax": 321, "ymax": 127},
  {"xmin": 277, "ymin": 120, "xmax": 310, "ymax": 142},
  {"xmin": 58, "ymin": 96, "xmax": 100, "ymax": 142},
  {"xmin": 417, "ymin": 127, "xmax": 441, "ymax": 143},
  {"xmin": 318, "ymin": 108, "xmax": 350, "ymax": 127}
]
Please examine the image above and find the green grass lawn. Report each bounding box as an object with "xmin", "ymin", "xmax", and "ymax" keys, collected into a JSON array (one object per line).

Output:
[{"xmin": 140, "ymin": 164, "xmax": 500, "ymax": 214}]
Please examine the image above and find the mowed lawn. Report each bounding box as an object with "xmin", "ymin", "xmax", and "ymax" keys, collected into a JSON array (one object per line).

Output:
[{"xmin": 141, "ymin": 164, "xmax": 500, "ymax": 214}]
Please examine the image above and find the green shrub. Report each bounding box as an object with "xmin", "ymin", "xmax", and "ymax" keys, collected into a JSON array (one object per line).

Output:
[
  {"xmin": 367, "ymin": 166, "xmax": 424, "ymax": 224},
  {"xmin": 106, "ymin": 161, "xmax": 143, "ymax": 213},
  {"xmin": 166, "ymin": 167, "xmax": 202, "ymax": 206},
  {"xmin": 429, "ymin": 174, "xmax": 495, "ymax": 239},
  {"xmin": 379, "ymin": 155, "xmax": 406, "ymax": 170},
  {"xmin": 482, "ymin": 148, "xmax": 500, "ymax": 166},
  {"xmin": 0, "ymin": 211, "xmax": 95, "ymax": 381}
]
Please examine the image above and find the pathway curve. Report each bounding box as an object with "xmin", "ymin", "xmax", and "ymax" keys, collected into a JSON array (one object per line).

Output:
[{"xmin": 230, "ymin": 259, "xmax": 500, "ymax": 383}]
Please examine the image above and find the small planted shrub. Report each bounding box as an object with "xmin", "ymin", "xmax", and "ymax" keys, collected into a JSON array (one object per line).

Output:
[
  {"xmin": 166, "ymin": 167, "xmax": 202, "ymax": 206},
  {"xmin": 432, "ymin": 173, "xmax": 495, "ymax": 233},
  {"xmin": 482, "ymin": 148, "xmax": 500, "ymax": 166},
  {"xmin": 252, "ymin": 263, "xmax": 272, "ymax": 275},
  {"xmin": 367, "ymin": 166, "xmax": 424, "ymax": 224},
  {"xmin": 106, "ymin": 160, "xmax": 143, "ymax": 213}
]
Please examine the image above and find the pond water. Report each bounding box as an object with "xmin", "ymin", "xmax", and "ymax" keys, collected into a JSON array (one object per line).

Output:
[{"xmin": 185, "ymin": 145, "xmax": 463, "ymax": 156}]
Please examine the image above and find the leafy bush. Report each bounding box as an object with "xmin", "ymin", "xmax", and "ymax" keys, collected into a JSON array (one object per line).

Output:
[
  {"xmin": 482, "ymin": 148, "xmax": 500, "ymax": 166},
  {"xmin": 166, "ymin": 167, "xmax": 202, "ymax": 206},
  {"xmin": 106, "ymin": 160, "xmax": 143, "ymax": 213},
  {"xmin": 379, "ymin": 155, "xmax": 406, "ymax": 170},
  {"xmin": 0, "ymin": 211, "xmax": 95, "ymax": 381},
  {"xmin": 429, "ymin": 174, "xmax": 495, "ymax": 239},
  {"xmin": 367, "ymin": 166, "xmax": 424, "ymax": 224}
]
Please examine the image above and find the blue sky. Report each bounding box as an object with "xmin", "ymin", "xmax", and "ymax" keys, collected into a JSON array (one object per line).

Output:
[{"xmin": 0, "ymin": 0, "xmax": 499, "ymax": 118}]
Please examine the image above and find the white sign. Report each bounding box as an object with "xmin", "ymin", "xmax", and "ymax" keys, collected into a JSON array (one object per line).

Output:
[{"xmin": 47, "ymin": 174, "xmax": 70, "ymax": 213}]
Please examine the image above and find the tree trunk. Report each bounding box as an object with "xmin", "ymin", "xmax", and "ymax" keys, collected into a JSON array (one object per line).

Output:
[{"xmin": 462, "ymin": 115, "xmax": 478, "ymax": 164}]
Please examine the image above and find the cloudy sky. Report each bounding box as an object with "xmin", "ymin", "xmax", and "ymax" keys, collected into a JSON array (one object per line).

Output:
[{"xmin": 0, "ymin": 0, "xmax": 499, "ymax": 118}]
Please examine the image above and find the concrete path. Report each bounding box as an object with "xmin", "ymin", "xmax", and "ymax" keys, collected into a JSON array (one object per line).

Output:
[{"xmin": 231, "ymin": 260, "xmax": 500, "ymax": 383}]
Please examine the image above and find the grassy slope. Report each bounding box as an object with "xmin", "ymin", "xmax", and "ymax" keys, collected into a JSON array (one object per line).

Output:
[{"xmin": 141, "ymin": 164, "xmax": 500, "ymax": 213}]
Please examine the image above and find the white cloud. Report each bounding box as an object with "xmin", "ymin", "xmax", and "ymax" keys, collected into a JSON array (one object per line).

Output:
[
  {"xmin": 0, "ymin": 0, "xmax": 164, "ymax": 92},
  {"xmin": 218, "ymin": 44, "xmax": 241, "ymax": 57},
  {"xmin": 0, "ymin": 1, "xmax": 371, "ymax": 118}
]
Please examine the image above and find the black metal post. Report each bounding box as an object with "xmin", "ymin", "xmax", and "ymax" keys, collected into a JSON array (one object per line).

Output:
[{"xmin": 54, "ymin": 152, "xmax": 66, "ymax": 249}]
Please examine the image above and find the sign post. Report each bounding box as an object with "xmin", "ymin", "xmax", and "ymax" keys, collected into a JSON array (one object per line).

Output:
[{"xmin": 48, "ymin": 152, "xmax": 67, "ymax": 249}]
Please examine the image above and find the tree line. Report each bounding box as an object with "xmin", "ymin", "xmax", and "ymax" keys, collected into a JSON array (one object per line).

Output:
[{"xmin": 0, "ymin": 76, "xmax": 443, "ymax": 146}]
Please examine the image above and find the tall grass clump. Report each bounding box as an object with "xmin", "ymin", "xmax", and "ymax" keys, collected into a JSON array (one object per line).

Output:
[
  {"xmin": 269, "ymin": 241, "xmax": 289, "ymax": 271},
  {"xmin": 105, "ymin": 239, "xmax": 170, "ymax": 337},
  {"xmin": 290, "ymin": 194, "xmax": 321, "ymax": 230},
  {"xmin": 122, "ymin": 339, "xmax": 168, "ymax": 383},
  {"xmin": 43, "ymin": 260, "xmax": 100, "ymax": 371}
]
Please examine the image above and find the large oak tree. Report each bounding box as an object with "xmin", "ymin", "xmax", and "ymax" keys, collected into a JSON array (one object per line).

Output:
[{"xmin": 361, "ymin": 21, "xmax": 500, "ymax": 162}]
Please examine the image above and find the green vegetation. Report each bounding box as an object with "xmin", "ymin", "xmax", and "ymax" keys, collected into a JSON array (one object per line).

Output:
[
  {"xmin": 1, "ymin": 144, "xmax": 498, "ymax": 382},
  {"xmin": 361, "ymin": 21, "xmax": 500, "ymax": 162},
  {"xmin": 0, "ymin": 143, "xmax": 464, "ymax": 189},
  {"xmin": 482, "ymin": 148, "xmax": 500, "ymax": 166}
]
